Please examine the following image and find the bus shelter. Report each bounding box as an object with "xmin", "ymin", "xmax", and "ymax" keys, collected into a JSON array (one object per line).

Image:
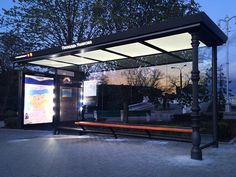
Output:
[{"xmin": 14, "ymin": 12, "xmax": 227, "ymax": 160}]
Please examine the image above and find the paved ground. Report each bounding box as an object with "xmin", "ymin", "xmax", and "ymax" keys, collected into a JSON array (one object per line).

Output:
[{"xmin": 0, "ymin": 129, "xmax": 236, "ymax": 177}]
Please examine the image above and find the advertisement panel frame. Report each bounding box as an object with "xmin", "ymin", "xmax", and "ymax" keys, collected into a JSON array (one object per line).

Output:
[{"xmin": 20, "ymin": 72, "xmax": 56, "ymax": 129}]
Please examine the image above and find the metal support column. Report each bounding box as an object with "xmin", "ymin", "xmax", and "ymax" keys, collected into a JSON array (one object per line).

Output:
[
  {"xmin": 17, "ymin": 70, "xmax": 24, "ymax": 129},
  {"xmin": 191, "ymin": 32, "xmax": 202, "ymax": 160},
  {"xmin": 54, "ymin": 71, "xmax": 60, "ymax": 134},
  {"xmin": 212, "ymin": 46, "xmax": 218, "ymax": 147}
]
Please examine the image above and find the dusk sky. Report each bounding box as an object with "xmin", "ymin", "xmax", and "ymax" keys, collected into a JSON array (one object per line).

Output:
[{"xmin": 0, "ymin": 0, "xmax": 236, "ymax": 92}]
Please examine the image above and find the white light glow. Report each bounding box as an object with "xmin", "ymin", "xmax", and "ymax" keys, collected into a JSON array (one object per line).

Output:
[
  {"xmin": 50, "ymin": 55, "xmax": 97, "ymax": 65},
  {"xmin": 106, "ymin": 42, "xmax": 161, "ymax": 57},
  {"xmin": 80, "ymin": 107, "xmax": 83, "ymax": 111},
  {"xmin": 29, "ymin": 60, "xmax": 72, "ymax": 68},
  {"xmin": 145, "ymin": 33, "xmax": 205, "ymax": 52},
  {"xmin": 83, "ymin": 80, "xmax": 97, "ymax": 97},
  {"xmin": 77, "ymin": 49, "xmax": 126, "ymax": 61}
]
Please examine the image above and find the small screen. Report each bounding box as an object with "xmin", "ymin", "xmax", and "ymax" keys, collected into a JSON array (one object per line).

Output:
[
  {"xmin": 84, "ymin": 80, "xmax": 97, "ymax": 97},
  {"xmin": 61, "ymin": 88, "xmax": 72, "ymax": 97}
]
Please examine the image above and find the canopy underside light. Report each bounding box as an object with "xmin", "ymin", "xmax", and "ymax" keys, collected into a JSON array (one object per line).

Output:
[
  {"xmin": 77, "ymin": 49, "xmax": 126, "ymax": 61},
  {"xmin": 28, "ymin": 32, "xmax": 206, "ymax": 68},
  {"xmin": 106, "ymin": 42, "xmax": 161, "ymax": 57},
  {"xmin": 49, "ymin": 55, "xmax": 97, "ymax": 65},
  {"xmin": 146, "ymin": 33, "xmax": 205, "ymax": 52},
  {"xmin": 29, "ymin": 60, "xmax": 73, "ymax": 68},
  {"xmin": 15, "ymin": 12, "xmax": 228, "ymax": 70}
]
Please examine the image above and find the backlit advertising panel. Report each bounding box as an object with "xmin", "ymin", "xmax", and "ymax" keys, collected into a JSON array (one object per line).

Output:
[
  {"xmin": 23, "ymin": 74, "xmax": 54, "ymax": 124},
  {"xmin": 84, "ymin": 80, "xmax": 97, "ymax": 97},
  {"xmin": 83, "ymin": 80, "xmax": 97, "ymax": 106}
]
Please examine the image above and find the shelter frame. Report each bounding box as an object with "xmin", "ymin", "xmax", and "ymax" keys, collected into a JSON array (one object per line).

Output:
[{"xmin": 14, "ymin": 12, "xmax": 227, "ymax": 160}]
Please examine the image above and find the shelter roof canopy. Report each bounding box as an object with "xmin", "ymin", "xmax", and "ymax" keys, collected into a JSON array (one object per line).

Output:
[{"xmin": 14, "ymin": 12, "xmax": 227, "ymax": 71}]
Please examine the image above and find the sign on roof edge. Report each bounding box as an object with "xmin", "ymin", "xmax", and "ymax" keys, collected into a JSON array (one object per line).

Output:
[{"xmin": 61, "ymin": 40, "xmax": 93, "ymax": 50}]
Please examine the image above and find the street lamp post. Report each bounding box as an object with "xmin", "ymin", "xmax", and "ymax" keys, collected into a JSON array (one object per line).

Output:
[
  {"xmin": 218, "ymin": 15, "xmax": 236, "ymax": 112},
  {"xmin": 171, "ymin": 64, "xmax": 187, "ymax": 92}
]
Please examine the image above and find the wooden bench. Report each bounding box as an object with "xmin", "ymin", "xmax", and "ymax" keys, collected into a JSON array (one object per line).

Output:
[{"xmin": 74, "ymin": 121, "xmax": 192, "ymax": 141}]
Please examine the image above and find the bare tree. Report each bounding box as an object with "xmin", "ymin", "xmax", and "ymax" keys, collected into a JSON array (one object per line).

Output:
[
  {"xmin": 122, "ymin": 67, "xmax": 163, "ymax": 89},
  {"xmin": 87, "ymin": 72, "xmax": 109, "ymax": 85}
]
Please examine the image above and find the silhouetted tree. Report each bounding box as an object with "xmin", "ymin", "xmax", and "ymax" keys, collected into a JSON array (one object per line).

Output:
[{"xmin": 122, "ymin": 67, "xmax": 163, "ymax": 89}]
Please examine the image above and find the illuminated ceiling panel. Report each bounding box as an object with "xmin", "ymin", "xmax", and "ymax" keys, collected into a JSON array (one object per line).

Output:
[
  {"xmin": 77, "ymin": 49, "xmax": 126, "ymax": 61},
  {"xmin": 29, "ymin": 60, "xmax": 73, "ymax": 68},
  {"xmin": 145, "ymin": 33, "xmax": 205, "ymax": 52},
  {"xmin": 49, "ymin": 55, "xmax": 97, "ymax": 65},
  {"xmin": 106, "ymin": 42, "xmax": 161, "ymax": 57}
]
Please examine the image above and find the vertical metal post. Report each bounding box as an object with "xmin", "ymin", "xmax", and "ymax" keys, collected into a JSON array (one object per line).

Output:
[
  {"xmin": 123, "ymin": 101, "xmax": 128, "ymax": 123},
  {"xmin": 225, "ymin": 17, "xmax": 231, "ymax": 112},
  {"xmin": 191, "ymin": 32, "xmax": 202, "ymax": 160},
  {"xmin": 17, "ymin": 70, "xmax": 23, "ymax": 129},
  {"xmin": 180, "ymin": 70, "xmax": 183, "ymax": 90},
  {"xmin": 212, "ymin": 46, "xmax": 218, "ymax": 147},
  {"xmin": 54, "ymin": 70, "xmax": 60, "ymax": 134}
]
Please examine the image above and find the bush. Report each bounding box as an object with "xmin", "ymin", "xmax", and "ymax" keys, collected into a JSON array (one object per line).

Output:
[{"xmin": 4, "ymin": 110, "xmax": 18, "ymax": 128}]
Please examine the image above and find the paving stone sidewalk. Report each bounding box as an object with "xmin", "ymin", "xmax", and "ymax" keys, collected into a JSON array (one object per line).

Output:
[{"xmin": 0, "ymin": 129, "xmax": 235, "ymax": 177}]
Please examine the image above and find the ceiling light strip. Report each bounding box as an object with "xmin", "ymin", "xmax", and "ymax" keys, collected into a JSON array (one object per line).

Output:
[
  {"xmin": 71, "ymin": 54, "xmax": 101, "ymax": 62},
  {"xmin": 49, "ymin": 55, "xmax": 97, "ymax": 65},
  {"xmin": 72, "ymin": 54, "xmax": 126, "ymax": 68},
  {"xmin": 48, "ymin": 58, "xmax": 80, "ymax": 66},
  {"xmin": 77, "ymin": 49, "xmax": 125, "ymax": 61},
  {"xmin": 102, "ymin": 48, "xmax": 130, "ymax": 58},
  {"xmin": 102, "ymin": 48, "xmax": 155, "ymax": 67},
  {"xmin": 140, "ymin": 41, "xmax": 188, "ymax": 62},
  {"xmin": 106, "ymin": 42, "xmax": 161, "ymax": 57},
  {"xmin": 29, "ymin": 60, "xmax": 73, "ymax": 68},
  {"xmin": 29, "ymin": 62, "xmax": 58, "ymax": 69}
]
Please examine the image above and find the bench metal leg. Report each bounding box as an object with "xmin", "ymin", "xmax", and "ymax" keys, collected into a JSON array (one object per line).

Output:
[
  {"xmin": 78, "ymin": 125, "xmax": 87, "ymax": 135},
  {"xmin": 80, "ymin": 125, "xmax": 86, "ymax": 131},
  {"xmin": 109, "ymin": 127, "xmax": 118, "ymax": 139},
  {"xmin": 145, "ymin": 130, "xmax": 151, "ymax": 138},
  {"xmin": 54, "ymin": 129, "xmax": 59, "ymax": 135}
]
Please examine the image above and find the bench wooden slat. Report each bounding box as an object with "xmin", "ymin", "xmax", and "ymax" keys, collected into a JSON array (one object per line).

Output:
[{"xmin": 75, "ymin": 121, "xmax": 192, "ymax": 133}]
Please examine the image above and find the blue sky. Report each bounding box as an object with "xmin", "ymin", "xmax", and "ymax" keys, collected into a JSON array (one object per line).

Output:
[
  {"xmin": 0, "ymin": 0, "xmax": 13, "ymax": 12},
  {"xmin": 1, "ymin": 0, "xmax": 236, "ymax": 23},
  {"xmin": 196, "ymin": 0, "xmax": 236, "ymax": 23}
]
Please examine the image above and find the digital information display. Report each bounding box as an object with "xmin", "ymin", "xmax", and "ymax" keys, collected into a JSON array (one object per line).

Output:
[
  {"xmin": 83, "ymin": 80, "xmax": 97, "ymax": 106},
  {"xmin": 83, "ymin": 80, "xmax": 97, "ymax": 97},
  {"xmin": 23, "ymin": 74, "xmax": 55, "ymax": 125}
]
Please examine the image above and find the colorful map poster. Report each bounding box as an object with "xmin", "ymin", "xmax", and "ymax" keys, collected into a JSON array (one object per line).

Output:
[{"xmin": 24, "ymin": 75, "xmax": 54, "ymax": 124}]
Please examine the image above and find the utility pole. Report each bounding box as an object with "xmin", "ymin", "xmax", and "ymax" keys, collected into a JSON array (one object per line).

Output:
[
  {"xmin": 171, "ymin": 64, "xmax": 187, "ymax": 92},
  {"xmin": 218, "ymin": 15, "xmax": 236, "ymax": 112}
]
